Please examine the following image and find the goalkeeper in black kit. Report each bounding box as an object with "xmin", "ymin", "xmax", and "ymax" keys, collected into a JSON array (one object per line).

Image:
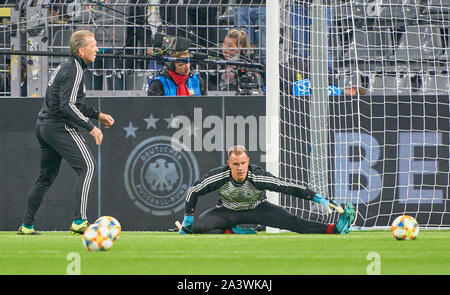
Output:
[{"xmin": 178, "ymin": 145, "xmax": 356, "ymax": 235}]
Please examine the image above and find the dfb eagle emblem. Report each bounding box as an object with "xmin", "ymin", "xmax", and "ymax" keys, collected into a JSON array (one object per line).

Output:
[
  {"xmin": 124, "ymin": 136, "xmax": 199, "ymax": 215},
  {"xmin": 145, "ymin": 158, "xmax": 179, "ymax": 192}
]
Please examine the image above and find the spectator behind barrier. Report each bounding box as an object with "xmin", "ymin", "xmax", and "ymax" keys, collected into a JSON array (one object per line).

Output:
[
  {"xmin": 219, "ymin": 28, "xmax": 252, "ymax": 91},
  {"xmin": 147, "ymin": 50, "xmax": 206, "ymax": 96}
]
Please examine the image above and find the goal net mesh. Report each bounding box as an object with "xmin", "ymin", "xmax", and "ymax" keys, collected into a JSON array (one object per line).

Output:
[{"xmin": 277, "ymin": 0, "xmax": 449, "ymax": 229}]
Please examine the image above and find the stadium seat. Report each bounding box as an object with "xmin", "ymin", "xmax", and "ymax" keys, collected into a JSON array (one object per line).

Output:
[
  {"xmin": 353, "ymin": 0, "xmax": 419, "ymax": 23},
  {"xmin": 421, "ymin": 0, "xmax": 450, "ymax": 20},
  {"xmin": 367, "ymin": 74, "xmax": 398, "ymax": 95},
  {"xmin": 396, "ymin": 72, "xmax": 413, "ymax": 94},
  {"xmin": 426, "ymin": 0, "xmax": 450, "ymax": 6},
  {"xmin": 344, "ymin": 29, "xmax": 393, "ymax": 61},
  {"xmin": 363, "ymin": 71, "xmax": 420, "ymax": 95},
  {"xmin": 368, "ymin": 0, "xmax": 418, "ymax": 19},
  {"xmin": 332, "ymin": 0, "xmax": 366, "ymax": 20},
  {"xmin": 392, "ymin": 25, "xmax": 443, "ymax": 61},
  {"xmin": 422, "ymin": 73, "xmax": 450, "ymax": 94},
  {"xmin": 438, "ymin": 47, "xmax": 449, "ymax": 62}
]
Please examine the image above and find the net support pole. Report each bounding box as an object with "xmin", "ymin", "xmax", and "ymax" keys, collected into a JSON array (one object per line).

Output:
[
  {"xmin": 265, "ymin": 0, "xmax": 281, "ymax": 233},
  {"xmin": 309, "ymin": 0, "xmax": 330, "ymax": 212}
]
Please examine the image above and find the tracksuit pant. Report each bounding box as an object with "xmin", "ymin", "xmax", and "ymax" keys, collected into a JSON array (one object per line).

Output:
[{"xmin": 23, "ymin": 124, "xmax": 96, "ymax": 226}]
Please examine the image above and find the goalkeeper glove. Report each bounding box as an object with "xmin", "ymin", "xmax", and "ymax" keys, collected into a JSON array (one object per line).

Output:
[
  {"xmin": 178, "ymin": 215, "xmax": 194, "ymax": 234},
  {"xmin": 313, "ymin": 194, "xmax": 344, "ymax": 214}
]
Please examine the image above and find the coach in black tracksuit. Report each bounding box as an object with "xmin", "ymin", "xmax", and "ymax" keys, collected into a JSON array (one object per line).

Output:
[
  {"xmin": 19, "ymin": 30, "xmax": 114, "ymax": 233},
  {"xmin": 179, "ymin": 145, "xmax": 355, "ymax": 235}
]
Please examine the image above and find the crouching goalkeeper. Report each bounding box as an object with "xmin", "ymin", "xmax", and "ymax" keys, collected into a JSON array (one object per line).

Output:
[{"xmin": 178, "ymin": 145, "xmax": 355, "ymax": 235}]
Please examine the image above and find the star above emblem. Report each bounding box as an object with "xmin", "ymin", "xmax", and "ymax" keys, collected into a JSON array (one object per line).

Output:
[
  {"xmin": 164, "ymin": 113, "xmax": 182, "ymax": 129},
  {"xmin": 143, "ymin": 113, "xmax": 160, "ymax": 130},
  {"xmin": 124, "ymin": 121, "xmax": 139, "ymax": 138}
]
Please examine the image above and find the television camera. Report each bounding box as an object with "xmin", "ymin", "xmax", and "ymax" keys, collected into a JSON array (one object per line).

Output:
[{"xmin": 151, "ymin": 33, "xmax": 265, "ymax": 95}]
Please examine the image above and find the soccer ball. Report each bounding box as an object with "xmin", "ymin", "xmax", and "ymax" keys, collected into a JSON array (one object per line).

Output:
[
  {"xmin": 94, "ymin": 216, "xmax": 121, "ymax": 240},
  {"xmin": 82, "ymin": 223, "xmax": 114, "ymax": 251},
  {"xmin": 391, "ymin": 215, "xmax": 419, "ymax": 240}
]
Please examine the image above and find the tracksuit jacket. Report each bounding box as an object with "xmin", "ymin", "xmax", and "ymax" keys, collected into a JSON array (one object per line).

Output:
[{"xmin": 37, "ymin": 54, "xmax": 100, "ymax": 131}]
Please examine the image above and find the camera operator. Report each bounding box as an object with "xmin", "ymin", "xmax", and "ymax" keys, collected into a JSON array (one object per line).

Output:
[
  {"xmin": 219, "ymin": 29, "xmax": 264, "ymax": 95},
  {"xmin": 147, "ymin": 49, "xmax": 207, "ymax": 96}
]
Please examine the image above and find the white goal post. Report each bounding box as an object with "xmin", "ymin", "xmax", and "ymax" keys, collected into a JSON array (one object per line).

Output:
[
  {"xmin": 266, "ymin": 0, "xmax": 450, "ymax": 230},
  {"xmin": 265, "ymin": 0, "xmax": 281, "ymax": 233}
]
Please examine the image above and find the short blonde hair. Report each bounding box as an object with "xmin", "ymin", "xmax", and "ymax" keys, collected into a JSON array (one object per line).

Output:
[
  {"xmin": 227, "ymin": 145, "xmax": 248, "ymax": 158},
  {"xmin": 70, "ymin": 30, "xmax": 94, "ymax": 54}
]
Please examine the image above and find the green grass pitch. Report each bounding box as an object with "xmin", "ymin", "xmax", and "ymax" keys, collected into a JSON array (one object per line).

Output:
[{"xmin": 1, "ymin": 231, "xmax": 449, "ymax": 275}]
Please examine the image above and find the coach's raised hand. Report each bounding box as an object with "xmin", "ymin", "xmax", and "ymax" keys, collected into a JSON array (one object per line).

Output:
[{"xmin": 89, "ymin": 126, "xmax": 103, "ymax": 145}]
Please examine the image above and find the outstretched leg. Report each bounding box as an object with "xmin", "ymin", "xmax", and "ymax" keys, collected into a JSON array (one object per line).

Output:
[
  {"xmin": 193, "ymin": 201, "xmax": 335, "ymax": 234},
  {"xmin": 237, "ymin": 202, "xmax": 333, "ymax": 234}
]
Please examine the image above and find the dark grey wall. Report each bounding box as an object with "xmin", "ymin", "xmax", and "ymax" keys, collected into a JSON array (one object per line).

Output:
[
  {"xmin": 0, "ymin": 96, "xmax": 266, "ymax": 231},
  {"xmin": 1, "ymin": 95, "xmax": 448, "ymax": 230}
]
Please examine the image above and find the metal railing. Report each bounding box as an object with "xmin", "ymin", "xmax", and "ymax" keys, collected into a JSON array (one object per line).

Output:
[{"xmin": 1, "ymin": 0, "xmax": 267, "ymax": 97}]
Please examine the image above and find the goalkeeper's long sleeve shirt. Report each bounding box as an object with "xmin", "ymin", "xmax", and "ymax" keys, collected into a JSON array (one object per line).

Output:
[{"xmin": 184, "ymin": 164, "xmax": 317, "ymax": 215}]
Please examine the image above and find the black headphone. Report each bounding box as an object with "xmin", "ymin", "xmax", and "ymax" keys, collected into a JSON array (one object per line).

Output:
[
  {"xmin": 167, "ymin": 61, "xmax": 175, "ymax": 71},
  {"xmin": 166, "ymin": 56, "xmax": 191, "ymax": 72}
]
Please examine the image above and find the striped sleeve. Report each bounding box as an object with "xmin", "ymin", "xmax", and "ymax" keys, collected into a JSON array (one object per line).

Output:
[
  {"xmin": 248, "ymin": 165, "xmax": 317, "ymax": 201},
  {"xmin": 184, "ymin": 167, "xmax": 230, "ymax": 214},
  {"xmin": 58, "ymin": 60, "xmax": 95, "ymax": 131}
]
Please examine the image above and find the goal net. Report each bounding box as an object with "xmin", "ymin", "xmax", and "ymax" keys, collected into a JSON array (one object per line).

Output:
[{"xmin": 267, "ymin": 0, "xmax": 450, "ymax": 230}]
